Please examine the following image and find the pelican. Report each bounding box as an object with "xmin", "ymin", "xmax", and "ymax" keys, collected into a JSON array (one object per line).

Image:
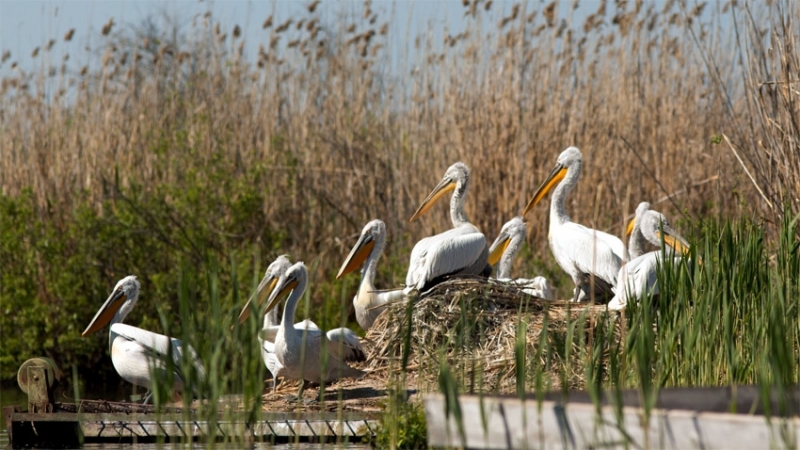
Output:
[
  {"xmin": 264, "ymin": 262, "xmax": 366, "ymax": 398},
  {"xmin": 406, "ymin": 162, "xmax": 492, "ymax": 293},
  {"xmin": 608, "ymin": 210, "xmax": 690, "ymax": 311},
  {"xmin": 236, "ymin": 255, "xmax": 313, "ymax": 393},
  {"xmin": 488, "ymin": 216, "xmax": 554, "ymax": 300},
  {"xmin": 336, "ymin": 219, "xmax": 405, "ymax": 330},
  {"xmin": 523, "ymin": 147, "xmax": 628, "ymax": 302},
  {"xmin": 627, "ymin": 202, "xmax": 652, "ymax": 259},
  {"xmin": 82, "ymin": 276, "xmax": 205, "ymax": 403}
]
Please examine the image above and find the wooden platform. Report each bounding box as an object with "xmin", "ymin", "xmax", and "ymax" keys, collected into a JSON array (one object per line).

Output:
[
  {"xmin": 4, "ymin": 400, "xmax": 378, "ymax": 448},
  {"xmin": 425, "ymin": 386, "xmax": 800, "ymax": 449}
]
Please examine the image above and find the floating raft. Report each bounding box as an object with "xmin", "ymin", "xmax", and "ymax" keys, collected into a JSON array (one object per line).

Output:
[
  {"xmin": 425, "ymin": 386, "xmax": 800, "ymax": 450},
  {"xmin": 4, "ymin": 400, "xmax": 379, "ymax": 448}
]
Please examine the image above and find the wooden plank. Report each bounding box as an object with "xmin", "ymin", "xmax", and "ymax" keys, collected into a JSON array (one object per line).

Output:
[{"xmin": 425, "ymin": 394, "xmax": 800, "ymax": 449}]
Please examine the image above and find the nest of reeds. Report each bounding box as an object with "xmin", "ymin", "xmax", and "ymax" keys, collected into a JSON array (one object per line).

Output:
[{"xmin": 364, "ymin": 277, "xmax": 611, "ymax": 393}]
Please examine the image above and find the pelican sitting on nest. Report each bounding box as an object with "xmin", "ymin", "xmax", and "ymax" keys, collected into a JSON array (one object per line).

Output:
[
  {"xmin": 336, "ymin": 219, "xmax": 404, "ymax": 330},
  {"xmin": 523, "ymin": 147, "xmax": 628, "ymax": 302},
  {"xmin": 82, "ymin": 276, "xmax": 205, "ymax": 403},
  {"xmin": 488, "ymin": 216, "xmax": 554, "ymax": 300},
  {"xmin": 264, "ymin": 262, "xmax": 366, "ymax": 399},
  {"xmin": 236, "ymin": 255, "xmax": 318, "ymax": 394},
  {"xmin": 406, "ymin": 162, "xmax": 492, "ymax": 293},
  {"xmin": 608, "ymin": 210, "xmax": 691, "ymax": 311}
]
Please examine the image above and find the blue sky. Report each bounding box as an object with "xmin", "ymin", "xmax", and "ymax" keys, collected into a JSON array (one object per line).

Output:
[{"xmin": 0, "ymin": 1, "xmax": 502, "ymax": 73}]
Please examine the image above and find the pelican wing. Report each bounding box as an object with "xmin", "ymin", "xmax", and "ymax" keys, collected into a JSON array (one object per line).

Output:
[
  {"xmin": 259, "ymin": 320, "xmax": 319, "ymax": 344},
  {"xmin": 259, "ymin": 334, "xmax": 283, "ymax": 377},
  {"xmin": 595, "ymin": 229, "xmax": 629, "ymax": 262},
  {"xmin": 325, "ymin": 328, "xmax": 366, "ymax": 362},
  {"xmin": 551, "ymin": 222, "xmax": 623, "ymax": 288},
  {"xmin": 406, "ymin": 225, "xmax": 488, "ymax": 289},
  {"xmin": 111, "ymin": 323, "xmax": 205, "ymax": 382}
]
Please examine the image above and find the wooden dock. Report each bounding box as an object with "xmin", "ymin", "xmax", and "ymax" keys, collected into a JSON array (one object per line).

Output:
[
  {"xmin": 425, "ymin": 386, "xmax": 800, "ymax": 449},
  {"xmin": 4, "ymin": 400, "xmax": 379, "ymax": 448}
]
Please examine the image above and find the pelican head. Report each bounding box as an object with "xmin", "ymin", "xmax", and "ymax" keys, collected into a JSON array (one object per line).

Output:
[
  {"xmin": 410, "ymin": 162, "xmax": 470, "ymax": 222},
  {"xmin": 82, "ymin": 275, "xmax": 141, "ymax": 336},
  {"xmin": 337, "ymin": 219, "xmax": 386, "ymax": 279},
  {"xmin": 626, "ymin": 202, "xmax": 652, "ymax": 237},
  {"xmin": 488, "ymin": 216, "xmax": 526, "ymax": 266},
  {"xmin": 640, "ymin": 211, "xmax": 690, "ymax": 255},
  {"xmin": 264, "ymin": 262, "xmax": 307, "ymax": 316},
  {"xmin": 523, "ymin": 147, "xmax": 582, "ymax": 216},
  {"xmin": 237, "ymin": 255, "xmax": 292, "ymax": 324}
]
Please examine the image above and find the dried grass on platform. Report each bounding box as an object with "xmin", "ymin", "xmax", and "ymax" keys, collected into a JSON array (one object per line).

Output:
[{"xmin": 364, "ymin": 278, "xmax": 611, "ymax": 393}]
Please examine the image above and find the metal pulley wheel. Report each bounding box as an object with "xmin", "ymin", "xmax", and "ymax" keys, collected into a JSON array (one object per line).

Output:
[{"xmin": 17, "ymin": 357, "xmax": 63, "ymax": 393}]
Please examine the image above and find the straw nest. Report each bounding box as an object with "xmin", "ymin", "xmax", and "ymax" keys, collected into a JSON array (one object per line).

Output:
[{"xmin": 364, "ymin": 277, "xmax": 611, "ymax": 393}]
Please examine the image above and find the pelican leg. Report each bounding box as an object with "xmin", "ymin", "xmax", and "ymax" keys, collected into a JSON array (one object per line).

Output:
[
  {"xmin": 271, "ymin": 377, "xmax": 280, "ymax": 395},
  {"xmin": 142, "ymin": 391, "xmax": 153, "ymax": 405}
]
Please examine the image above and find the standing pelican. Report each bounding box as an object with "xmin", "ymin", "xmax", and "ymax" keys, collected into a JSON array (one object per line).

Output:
[
  {"xmin": 523, "ymin": 147, "xmax": 628, "ymax": 302},
  {"xmin": 236, "ymin": 255, "xmax": 310, "ymax": 394},
  {"xmin": 406, "ymin": 162, "xmax": 492, "ymax": 293},
  {"xmin": 608, "ymin": 210, "xmax": 690, "ymax": 311},
  {"xmin": 336, "ymin": 219, "xmax": 405, "ymax": 330},
  {"xmin": 82, "ymin": 276, "xmax": 205, "ymax": 403},
  {"xmin": 488, "ymin": 217, "xmax": 554, "ymax": 300},
  {"xmin": 264, "ymin": 262, "xmax": 366, "ymax": 398}
]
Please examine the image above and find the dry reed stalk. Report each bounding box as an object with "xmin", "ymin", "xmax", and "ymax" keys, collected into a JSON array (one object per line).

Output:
[{"xmin": 0, "ymin": 0, "xmax": 782, "ymax": 306}]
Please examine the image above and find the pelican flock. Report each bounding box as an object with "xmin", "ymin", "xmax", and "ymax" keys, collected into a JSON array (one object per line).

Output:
[
  {"xmin": 523, "ymin": 147, "xmax": 628, "ymax": 302},
  {"xmin": 79, "ymin": 145, "xmax": 696, "ymax": 402},
  {"xmin": 82, "ymin": 276, "xmax": 205, "ymax": 403},
  {"xmin": 405, "ymin": 162, "xmax": 491, "ymax": 293},
  {"xmin": 336, "ymin": 219, "xmax": 404, "ymax": 330},
  {"xmin": 488, "ymin": 216, "xmax": 554, "ymax": 300}
]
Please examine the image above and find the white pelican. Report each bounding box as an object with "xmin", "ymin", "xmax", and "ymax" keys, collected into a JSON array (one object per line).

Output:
[
  {"xmin": 608, "ymin": 210, "xmax": 690, "ymax": 311},
  {"xmin": 488, "ymin": 216, "xmax": 554, "ymax": 300},
  {"xmin": 336, "ymin": 219, "xmax": 405, "ymax": 330},
  {"xmin": 264, "ymin": 262, "xmax": 366, "ymax": 398},
  {"xmin": 236, "ymin": 255, "xmax": 308, "ymax": 394},
  {"xmin": 627, "ymin": 202, "xmax": 652, "ymax": 259},
  {"xmin": 523, "ymin": 147, "xmax": 628, "ymax": 302},
  {"xmin": 82, "ymin": 276, "xmax": 205, "ymax": 403},
  {"xmin": 406, "ymin": 162, "xmax": 491, "ymax": 293}
]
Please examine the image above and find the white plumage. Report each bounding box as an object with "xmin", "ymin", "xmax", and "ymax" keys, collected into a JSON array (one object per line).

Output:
[
  {"xmin": 608, "ymin": 210, "xmax": 691, "ymax": 311},
  {"xmin": 82, "ymin": 276, "xmax": 205, "ymax": 403},
  {"xmin": 488, "ymin": 216, "xmax": 554, "ymax": 300},
  {"xmin": 523, "ymin": 147, "xmax": 628, "ymax": 302},
  {"xmin": 406, "ymin": 162, "xmax": 491, "ymax": 293},
  {"xmin": 337, "ymin": 219, "xmax": 404, "ymax": 330},
  {"xmin": 263, "ymin": 262, "xmax": 366, "ymax": 398}
]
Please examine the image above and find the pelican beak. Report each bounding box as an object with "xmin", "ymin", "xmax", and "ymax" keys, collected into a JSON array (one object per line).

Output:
[
  {"xmin": 82, "ymin": 289, "xmax": 127, "ymax": 336},
  {"xmin": 337, "ymin": 232, "xmax": 375, "ymax": 279},
  {"xmin": 264, "ymin": 275, "xmax": 299, "ymax": 316},
  {"xmin": 488, "ymin": 231, "xmax": 511, "ymax": 266},
  {"xmin": 523, "ymin": 163, "xmax": 567, "ymax": 217},
  {"xmin": 626, "ymin": 218, "xmax": 636, "ymax": 237},
  {"xmin": 410, "ymin": 176, "xmax": 457, "ymax": 222},
  {"xmin": 657, "ymin": 228, "xmax": 691, "ymax": 255},
  {"xmin": 237, "ymin": 274, "xmax": 279, "ymax": 324}
]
